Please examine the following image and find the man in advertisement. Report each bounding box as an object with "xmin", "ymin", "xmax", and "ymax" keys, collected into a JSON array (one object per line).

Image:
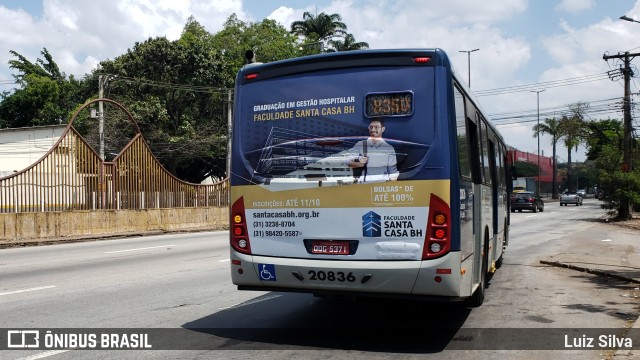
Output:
[{"xmin": 345, "ymin": 118, "xmax": 399, "ymax": 183}]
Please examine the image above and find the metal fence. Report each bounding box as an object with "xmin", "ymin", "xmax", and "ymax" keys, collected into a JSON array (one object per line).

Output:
[{"xmin": 0, "ymin": 99, "xmax": 229, "ymax": 213}]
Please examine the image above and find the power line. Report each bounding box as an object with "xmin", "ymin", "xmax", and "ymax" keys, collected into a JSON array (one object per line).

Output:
[
  {"xmin": 490, "ymin": 97, "xmax": 623, "ymax": 119},
  {"xmin": 491, "ymin": 97, "xmax": 626, "ymax": 127},
  {"xmin": 474, "ymin": 71, "xmax": 619, "ymax": 97},
  {"xmin": 102, "ymin": 74, "xmax": 232, "ymax": 93}
]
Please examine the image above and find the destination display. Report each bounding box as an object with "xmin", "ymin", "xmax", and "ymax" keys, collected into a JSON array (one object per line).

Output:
[{"xmin": 365, "ymin": 92, "xmax": 413, "ymax": 117}]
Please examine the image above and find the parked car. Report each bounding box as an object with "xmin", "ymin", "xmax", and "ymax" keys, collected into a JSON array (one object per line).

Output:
[
  {"xmin": 560, "ymin": 192, "xmax": 583, "ymax": 206},
  {"xmin": 510, "ymin": 191, "xmax": 544, "ymax": 213}
]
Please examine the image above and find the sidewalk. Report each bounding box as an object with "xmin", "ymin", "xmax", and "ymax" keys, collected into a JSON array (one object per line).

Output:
[{"xmin": 539, "ymin": 205, "xmax": 640, "ymax": 359}]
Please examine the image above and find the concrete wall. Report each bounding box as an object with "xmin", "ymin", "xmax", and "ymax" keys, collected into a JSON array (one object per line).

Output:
[{"xmin": 0, "ymin": 207, "xmax": 228, "ymax": 245}]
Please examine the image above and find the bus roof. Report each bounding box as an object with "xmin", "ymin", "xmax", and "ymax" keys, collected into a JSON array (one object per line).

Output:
[
  {"xmin": 237, "ymin": 48, "xmax": 504, "ymax": 145},
  {"xmin": 238, "ymin": 48, "xmax": 452, "ymax": 83}
]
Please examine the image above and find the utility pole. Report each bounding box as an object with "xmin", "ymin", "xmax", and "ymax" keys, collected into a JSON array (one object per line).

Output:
[
  {"xmin": 227, "ymin": 89, "xmax": 233, "ymax": 178},
  {"xmin": 552, "ymin": 113, "xmax": 559, "ymax": 199},
  {"xmin": 96, "ymin": 75, "xmax": 106, "ymax": 210},
  {"xmin": 98, "ymin": 75, "xmax": 105, "ymax": 161},
  {"xmin": 531, "ymin": 89, "xmax": 545, "ymax": 195},
  {"xmin": 602, "ymin": 51, "xmax": 638, "ymax": 219}
]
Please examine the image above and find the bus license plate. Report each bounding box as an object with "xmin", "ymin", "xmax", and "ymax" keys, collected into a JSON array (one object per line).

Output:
[{"xmin": 311, "ymin": 241, "xmax": 349, "ymax": 255}]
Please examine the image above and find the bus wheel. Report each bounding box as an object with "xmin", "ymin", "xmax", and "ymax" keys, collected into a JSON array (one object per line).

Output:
[
  {"xmin": 495, "ymin": 221, "xmax": 507, "ymax": 269},
  {"xmin": 496, "ymin": 245, "xmax": 504, "ymax": 269},
  {"xmin": 467, "ymin": 240, "xmax": 488, "ymax": 308}
]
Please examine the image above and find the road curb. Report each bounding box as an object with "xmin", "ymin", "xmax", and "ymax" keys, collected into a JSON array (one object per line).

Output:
[
  {"xmin": 541, "ymin": 259, "xmax": 640, "ymax": 359},
  {"xmin": 540, "ymin": 259, "xmax": 640, "ymax": 284},
  {"xmin": 0, "ymin": 227, "xmax": 228, "ymax": 249}
]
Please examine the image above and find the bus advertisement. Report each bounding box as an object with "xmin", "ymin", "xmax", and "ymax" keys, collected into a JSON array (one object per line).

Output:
[{"xmin": 229, "ymin": 49, "xmax": 509, "ymax": 307}]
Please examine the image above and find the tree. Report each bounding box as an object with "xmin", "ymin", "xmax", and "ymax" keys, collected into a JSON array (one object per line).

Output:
[
  {"xmin": 94, "ymin": 18, "xmax": 228, "ymax": 182},
  {"xmin": 91, "ymin": 16, "xmax": 299, "ymax": 183},
  {"xmin": 513, "ymin": 161, "xmax": 539, "ymax": 178},
  {"xmin": 326, "ymin": 33, "xmax": 369, "ymax": 52},
  {"xmin": 583, "ymin": 118, "xmax": 640, "ymax": 217},
  {"xmin": 585, "ymin": 119, "xmax": 624, "ymax": 162},
  {"xmin": 533, "ymin": 117, "xmax": 562, "ymax": 198},
  {"xmin": 8, "ymin": 48, "xmax": 63, "ymax": 84},
  {"xmin": 558, "ymin": 102, "xmax": 589, "ymax": 192},
  {"xmin": 290, "ymin": 12, "xmax": 348, "ymax": 51},
  {"xmin": 0, "ymin": 48, "xmax": 83, "ymax": 128},
  {"xmin": 212, "ymin": 14, "xmax": 299, "ymax": 87}
]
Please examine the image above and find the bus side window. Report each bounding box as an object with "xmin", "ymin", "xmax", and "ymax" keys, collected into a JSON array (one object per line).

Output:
[
  {"xmin": 497, "ymin": 143, "xmax": 505, "ymax": 189},
  {"xmin": 466, "ymin": 118, "xmax": 482, "ymax": 184},
  {"xmin": 500, "ymin": 144, "xmax": 508, "ymax": 190},
  {"xmin": 488, "ymin": 139, "xmax": 497, "ymax": 186},
  {"xmin": 479, "ymin": 116, "xmax": 491, "ymax": 186},
  {"xmin": 454, "ymin": 86, "xmax": 472, "ymax": 180}
]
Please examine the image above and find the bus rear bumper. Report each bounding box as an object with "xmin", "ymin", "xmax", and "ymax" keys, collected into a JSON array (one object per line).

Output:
[{"xmin": 230, "ymin": 251, "xmax": 467, "ymax": 299}]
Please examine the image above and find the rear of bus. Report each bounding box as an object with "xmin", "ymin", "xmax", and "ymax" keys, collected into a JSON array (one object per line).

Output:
[{"xmin": 229, "ymin": 49, "xmax": 470, "ymax": 301}]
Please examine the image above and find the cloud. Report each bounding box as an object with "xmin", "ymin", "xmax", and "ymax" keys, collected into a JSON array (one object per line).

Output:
[
  {"xmin": 1, "ymin": 0, "xmax": 636, "ymax": 162},
  {"xmin": 266, "ymin": 6, "xmax": 296, "ymax": 27},
  {"xmin": 555, "ymin": 0, "xmax": 594, "ymax": 13},
  {"xmin": 541, "ymin": 16, "xmax": 633, "ymax": 81},
  {"xmin": 0, "ymin": 0, "xmax": 247, "ymax": 80}
]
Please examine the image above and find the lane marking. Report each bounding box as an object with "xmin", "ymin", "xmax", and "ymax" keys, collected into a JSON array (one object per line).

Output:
[
  {"xmin": 16, "ymin": 350, "xmax": 70, "ymax": 360},
  {"xmin": 601, "ymin": 239, "xmax": 613, "ymax": 242},
  {"xmin": 218, "ymin": 259, "xmax": 230, "ymax": 263},
  {"xmin": 0, "ymin": 285, "xmax": 57, "ymax": 296},
  {"xmin": 105, "ymin": 245, "xmax": 176, "ymax": 254}
]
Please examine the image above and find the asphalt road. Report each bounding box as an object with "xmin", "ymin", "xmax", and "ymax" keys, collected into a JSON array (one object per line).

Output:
[{"xmin": 0, "ymin": 198, "xmax": 638, "ymax": 359}]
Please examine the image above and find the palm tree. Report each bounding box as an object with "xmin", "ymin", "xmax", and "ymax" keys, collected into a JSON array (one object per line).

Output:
[
  {"xmin": 533, "ymin": 117, "xmax": 562, "ymax": 199},
  {"xmin": 559, "ymin": 102, "xmax": 589, "ymax": 192},
  {"xmin": 290, "ymin": 12, "xmax": 348, "ymax": 43},
  {"xmin": 326, "ymin": 33, "xmax": 369, "ymax": 52}
]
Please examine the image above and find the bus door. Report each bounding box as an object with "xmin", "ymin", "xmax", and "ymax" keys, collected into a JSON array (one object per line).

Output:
[
  {"xmin": 466, "ymin": 112, "xmax": 484, "ymax": 288},
  {"xmin": 478, "ymin": 117, "xmax": 493, "ymax": 271},
  {"xmin": 488, "ymin": 137, "xmax": 499, "ymax": 264}
]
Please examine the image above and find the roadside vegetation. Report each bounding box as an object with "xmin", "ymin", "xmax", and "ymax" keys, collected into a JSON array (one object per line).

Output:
[
  {"xmin": 0, "ymin": 12, "xmax": 367, "ymax": 183},
  {"xmin": 532, "ymin": 102, "xmax": 639, "ymax": 219},
  {"xmin": 0, "ymin": 12, "xmax": 637, "ymax": 219}
]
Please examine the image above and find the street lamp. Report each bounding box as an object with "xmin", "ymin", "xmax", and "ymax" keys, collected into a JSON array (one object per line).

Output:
[
  {"xmin": 459, "ymin": 49, "xmax": 479, "ymax": 87},
  {"xmin": 620, "ymin": 15, "xmax": 640, "ymax": 24},
  {"xmin": 531, "ymin": 89, "xmax": 545, "ymax": 195}
]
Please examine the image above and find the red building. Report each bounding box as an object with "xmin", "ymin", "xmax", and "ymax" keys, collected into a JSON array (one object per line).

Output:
[{"xmin": 507, "ymin": 148, "xmax": 554, "ymax": 184}]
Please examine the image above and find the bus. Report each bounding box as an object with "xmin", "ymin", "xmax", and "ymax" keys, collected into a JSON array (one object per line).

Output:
[{"xmin": 229, "ymin": 48, "xmax": 510, "ymax": 307}]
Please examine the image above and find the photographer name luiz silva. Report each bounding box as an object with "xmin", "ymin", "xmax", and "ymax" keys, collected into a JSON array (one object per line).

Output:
[{"xmin": 564, "ymin": 334, "xmax": 633, "ymax": 349}]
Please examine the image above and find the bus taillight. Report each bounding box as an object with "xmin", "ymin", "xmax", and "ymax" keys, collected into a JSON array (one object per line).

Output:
[
  {"xmin": 422, "ymin": 194, "xmax": 451, "ymax": 260},
  {"xmin": 413, "ymin": 56, "xmax": 431, "ymax": 63},
  {"xmin": 231, "ymin": 197, "xmax": 252, "ymax": 254}
]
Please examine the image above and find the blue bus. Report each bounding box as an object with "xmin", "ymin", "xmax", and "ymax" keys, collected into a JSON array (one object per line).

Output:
[{"xmin": 229, "ymin": 48, "xmax": 510, "ymax": 307}]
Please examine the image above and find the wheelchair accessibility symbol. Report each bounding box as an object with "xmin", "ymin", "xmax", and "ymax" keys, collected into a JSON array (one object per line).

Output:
[{"xmin": 258, "ymin": 264, "xmax": 276, "ymax": 281}]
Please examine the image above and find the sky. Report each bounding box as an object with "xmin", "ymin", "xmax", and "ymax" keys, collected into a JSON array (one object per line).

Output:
[{"xmin": 2, "ymin": 0, "xmax": 640, "ymax": 162}]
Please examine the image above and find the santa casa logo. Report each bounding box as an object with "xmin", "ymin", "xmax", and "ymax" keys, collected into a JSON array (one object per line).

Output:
[{"xmin": 362, "ymin": 211, "xmax": 381, "ymax": 237}]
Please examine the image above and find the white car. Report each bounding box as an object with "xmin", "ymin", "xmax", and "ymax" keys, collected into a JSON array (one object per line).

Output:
[{"xmin": 560, "ymin": 193, "xmax": 583, "ymax": 206}]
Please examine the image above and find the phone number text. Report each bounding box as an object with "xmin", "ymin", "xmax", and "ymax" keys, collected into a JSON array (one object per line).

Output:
[
  {"xmin": 253, "ymin": 230, "xmax": 301, "ymax": 237},
  {"xmin": 253, "ymin": 221, "xmax": 295, "ymax": 228}
]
